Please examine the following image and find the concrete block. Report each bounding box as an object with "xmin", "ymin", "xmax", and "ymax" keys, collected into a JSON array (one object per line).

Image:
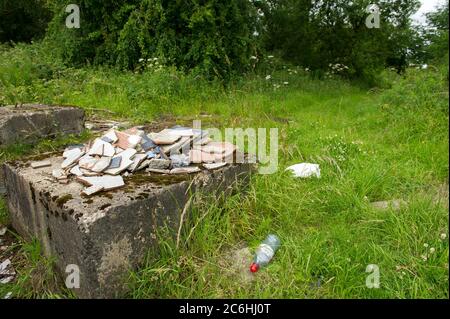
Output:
[
  {"xmin": 3, "ymin": 154, "xmax": 255, "ymax": 298},
  {"xmin": 0, "ymin": 104, "xmax": 85, "ymax": 146}
]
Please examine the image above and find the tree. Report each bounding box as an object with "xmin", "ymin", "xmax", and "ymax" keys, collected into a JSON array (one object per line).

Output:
[
  {"xmin": 46, "ymin": 0, "xmax": 260, "ymax": 80},
  {"xmin": 0, "ymin": 0, "xmax": 52, "ymax": 43}
]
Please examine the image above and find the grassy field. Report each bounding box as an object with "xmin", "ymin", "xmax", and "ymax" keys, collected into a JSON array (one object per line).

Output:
[{"xmin": 0, "ymin": 44, "xmax": 448, "ymax": 299}]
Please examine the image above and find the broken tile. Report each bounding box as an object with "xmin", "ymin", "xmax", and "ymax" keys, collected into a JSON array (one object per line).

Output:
[
  {"xmin": 149, "ymin": 131, "xmax": 181, "ymax": 145},
  {"xmin": 147, "ymin": 159, "xmax": 171, "ymax": 170},
  {"xmin": 69, "ymin": 165, "xmax": 83, "ymax": 177},
  {"xmin": 164, "ymin": 127, "xmax": 195, "ymax": 137},
  {"xmin": 137, "ymin": 159, "xmax": 151, "ymax": 171},
  {"xmin": 77, "ymin": 175, "xmax": 125, "ymax": 191},
  {"xmin": 107, "ymin": 156, "xmax": 122, "ymax": 169},
  {"xmin": 82, "ymin": 185, "xmax": 105, "ymax": 196},
  {"xmin": 91, "ymin": 157, "xmax": 112, "ymax": 173},
  {"xmin": 52, "ymin": 169, "xmax": 66, "ymax": 180},
  {"xmin": 170, "ymin": 166, "xmax": 201, "ymax": 174},
  {"xmin": 203, "ymin": 162, "xmax": 227, "ymax": 170},
  {"xmin": 79, "ymin": 155, "xmax": 98, "ymax": 171},
  {"xmin": 31, "ymin": 160, "xmax": 51, "ymax": 169},
  {"xmin": 189, "ymin": 149, "xmax": 216, "ymax": 164},
  {"xmin": 104, "ymin": 149, "xmax": 136, "ymax": 175},
  {"xmin": 140, "ymin": 134, "xmax": 157, "ymax": 151},
  {"xmin": 115, "ymin": 131, "xmax": 142, "ymax": 149},
  {"xmin": 101, "ymin": 129, "xmax": 118, "ymax": 144},
  {"xmin": 161, "ymin": 136, "xmax": 191, "ymax": 154},
  {"xmin": 88, "ymin": 139, "xmax": 115, "ymax": 157},
  {"xmin": 170, "ymin": 166, "xmax": 200, "ymax": 174},
  {"xmin": 147, "ymin": 169, "xmax": 171, "ymax": 174},
  {"xmin": 63, "ymin": 146, "xmax": 84, "ymax": 158},
  {"xmin": 196, "ymin": 141, "xmax": 236, "ymax": 155},
  {"xmin": 128, "ymin": 154, "xmax": 147, "ymax": 172},
  {"xmin": 79, "ymin": 168, "xmax": 100, "ymax": 176},
  {"xmin": 171, "ymin": 153, "xmax": 190, "ymax": 168},
  {"xmin": 146, "ymin": 151, "xmax": 157, "ymax": 159},
  {"xmin": 61, "ymin": 148, "xmax": 85, "ymax": 169}
]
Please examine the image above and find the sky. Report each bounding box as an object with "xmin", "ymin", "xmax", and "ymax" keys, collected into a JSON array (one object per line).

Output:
[{"xmin": 411, "ymin": 0, "xmax": 447, "ymax": 25}]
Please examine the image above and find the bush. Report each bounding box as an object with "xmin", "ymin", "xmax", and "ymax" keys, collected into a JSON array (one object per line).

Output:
[
  {"xmin": 45, "ymin": 0, "xmax": 260, "ymax": 80},
  {"xmin": 0, "ymin": 0, "xmax": 51, "ymax": 43},
  {"xmin": 259, "ymin": 0, "xmax": 421, "ymax": 84}
]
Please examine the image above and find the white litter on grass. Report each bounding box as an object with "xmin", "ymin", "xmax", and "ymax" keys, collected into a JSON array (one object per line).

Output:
[
  {"xmin": 286, "ymin": 163, "xmax": 321, "ymax": 178},
  {"xmin": 0, "ymin": 276, "xmax": 13, "ymax": 284},
  {"xmin": 0, "ymin": 259, "xmax": 11, "ymax": 274}
]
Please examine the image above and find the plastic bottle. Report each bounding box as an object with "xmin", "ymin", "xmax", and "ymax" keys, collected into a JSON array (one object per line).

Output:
[{"xmin": 250, "ymin": 234, "xmax": 281, "ymax": 273}]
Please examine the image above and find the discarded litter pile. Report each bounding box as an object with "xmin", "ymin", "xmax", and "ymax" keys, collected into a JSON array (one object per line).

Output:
[{"xmin": 31, "ymin": 126, "xmax": 237, "ymax": 196}]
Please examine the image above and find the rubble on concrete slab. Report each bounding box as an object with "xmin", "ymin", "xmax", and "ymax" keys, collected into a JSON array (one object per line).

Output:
[
  {"xmin": 31, "ymin": 160, "xmax": 52, "ymax": 169},
  {"xmin": 27, "ymin": 126, "xmax": 241, "ymax": 197}
]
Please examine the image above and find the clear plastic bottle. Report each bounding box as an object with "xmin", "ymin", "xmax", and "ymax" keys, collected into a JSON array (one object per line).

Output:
[{"xmin": 250, "ymin": 234, "xmax": 281, "ymax": 273}]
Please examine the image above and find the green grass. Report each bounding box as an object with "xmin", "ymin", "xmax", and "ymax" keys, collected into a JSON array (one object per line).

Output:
[{"xmin": 0, "ymin": 44, "xmax": 448, "ymax": 299}]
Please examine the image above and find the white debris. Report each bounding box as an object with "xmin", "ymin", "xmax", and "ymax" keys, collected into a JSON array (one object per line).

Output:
[
  {"xmin": 286, "ymin": 163, "xmax": 321, "ymax": 178},
  {"xmin": 0, "ymin": 227, "xmax": 6, "ymax": 236},
  {"xmin": 31, "ymin": 160, "xmax": 51, "ymax": 169},
  {"xmin": 0, "ymin": 259, "xmax": 11, "ymax": 274},
  {"xmin": 203, "ymin": 162, "xmax": 227, "ymax": 170},
  {"xmin": 3, "ymin": 292, "xmax": 12, "ymax": 299},
  {"xmin": 0, "ymin": 276, "xmax": 13, "ymax": 284}
]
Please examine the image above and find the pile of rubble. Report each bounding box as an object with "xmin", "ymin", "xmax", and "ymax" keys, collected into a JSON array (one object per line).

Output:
[{"xmin": 30, "ymin": 126, "xmax": 237, "ymax": 196}]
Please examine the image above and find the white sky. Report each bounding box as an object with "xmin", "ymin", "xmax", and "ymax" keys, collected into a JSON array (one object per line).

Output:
[{"xmin": 411, "ymin": 0, "xmax": 447, "ymax": 25}]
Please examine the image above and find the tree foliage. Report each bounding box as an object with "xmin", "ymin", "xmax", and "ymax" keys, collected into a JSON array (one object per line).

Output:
[
  {"xmin": 258, "ymin": 0, "xmax": 421, "ymax": 81},
  {"xmin": 46, "ymin": 0, "xmax": 260, "ymax": 80},
  {"xmin": 0, "ymin": 0, "xmax": 51, "ymax": 43}
]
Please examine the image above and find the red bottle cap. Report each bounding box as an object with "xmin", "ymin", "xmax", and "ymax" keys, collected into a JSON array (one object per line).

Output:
[{"xmin": 250, "ymin": 262, "xmax": 259, "ymax": 273}]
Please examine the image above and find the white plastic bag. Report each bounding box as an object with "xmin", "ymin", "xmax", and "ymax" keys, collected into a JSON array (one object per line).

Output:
[{"xmin": 285, "ymin": 163, "xmax": 321, "ymax": 178}]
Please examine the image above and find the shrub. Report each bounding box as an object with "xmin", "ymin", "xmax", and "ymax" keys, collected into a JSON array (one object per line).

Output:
[{"xmin": 45, "ymin": 0, "xmax": 260, "ymax": 80}]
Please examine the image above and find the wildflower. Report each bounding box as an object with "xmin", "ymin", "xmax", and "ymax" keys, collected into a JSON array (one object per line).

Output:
[
  {"xmin": 265, "ymin": 75, "xmax": 271, "ymax": 80},
  {"xmin": 421, "ymin": 254, "xmax": 428, "ymax": 261},
  {"xmin": 423, "ymin": 243, "xmax": 429, "ymax": 248},
  {"xmin": 283, "ymin": 82, "xmax": 289, "ymax": 85},
  {"xmin": 305, "ymin": 68, "xmax": 310, "ymax": 72},
  {"xmin": 250, "ymin": 56, "xmax": 257, "ymax": 60},
  {"xmin": 440, "ymin": 233, "xmax": 447, "ymax": 240},
  {"xmin": 429, "ymin": 247, "xmax": 435, "ymax": 254},
  {"xmin": 268, "ymin": 55, "xmax": 274, "ymax": 59},
  {"xmin": 139, "ymin": 58, "xmax": 144, "ymax": 62}
]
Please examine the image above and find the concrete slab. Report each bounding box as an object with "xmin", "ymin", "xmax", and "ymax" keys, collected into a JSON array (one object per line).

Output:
[
  {"xmin": 3, "ymin": 153, "xmax": 255, "ymax": 298},
  {"xmin": 0, "ymin": 104, "xmax": 85, "ymax": 146},
  {"xmin": 0, "ymin": 104, "xmax": 85, "ymax": 196}
]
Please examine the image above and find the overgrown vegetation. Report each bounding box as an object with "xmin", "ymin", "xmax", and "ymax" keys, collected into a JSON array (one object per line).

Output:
[{"xmin": 0, "ymin": 0, "xmax": 448, "ymax": 300}]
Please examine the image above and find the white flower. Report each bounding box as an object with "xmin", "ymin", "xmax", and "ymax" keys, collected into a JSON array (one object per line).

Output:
[
  {"xmin": 139, "ymin": 58, "xmax": 144, "ymax": 62},
  {"xmin": 440, "ymin": 233, "xmax": 447, "ymax": 240},
  {"xmin": 423, "ymin": 243, "xmax": 429, "ymax": 248},
  {"xmin": 429, "ymin": 247, "xmax": 436, "ymax": 254},
  {"xmin": 268, "ymin": 55, "xmax": 274, "ymax": 59},
  {"xmin": 265, "ymin": 75, "xmax": 271, "ymax": 80},
  {"xmin": 283, "ymin": 82, "xmax": 289, "ymax": 85},
  {"xmin": 250, "ymin": 56, "xmax": 257, "ymax": 60},
  {"xmin": 305, "ymin": 68, "xmax": 310, "ymax": 72},
  {"xmin": 421, "ymin": 254, "xmax": 428, "ymax": 261}
]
